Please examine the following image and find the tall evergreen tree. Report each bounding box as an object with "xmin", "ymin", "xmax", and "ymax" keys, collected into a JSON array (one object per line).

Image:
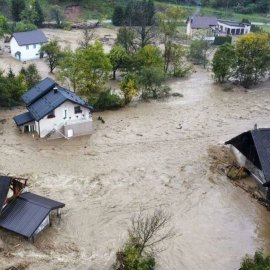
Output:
[
  {"xmin": 11, "ymin": 0, "xmax": 26, "ymax": 22},
  {"xmin": 112, "ymin": 6, "xmax": 125, "ymax": 26}
]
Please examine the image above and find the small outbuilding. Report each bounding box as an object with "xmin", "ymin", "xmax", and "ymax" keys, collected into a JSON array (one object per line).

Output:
[
  {"xmin": 10, "ymin": 30, "xmax": 48, "ymax": 61},
  {"xmin": 225, "ymin": 128, "xmax": 270, "ymax": 200},
  {"xmin": 0, "ymin": 176, "xmax": 65, "ymax": 240}
]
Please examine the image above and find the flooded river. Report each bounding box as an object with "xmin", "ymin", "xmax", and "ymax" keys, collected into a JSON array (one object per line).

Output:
[{"xmin": 1, "ymin": 68, "xmax": 270, "ymax": 270}]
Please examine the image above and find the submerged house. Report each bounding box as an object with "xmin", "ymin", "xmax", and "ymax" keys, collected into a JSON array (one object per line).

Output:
[
  {"xmin": 0, "ymin": 176, "xmax": 65, "ymax": 240},
  {"xmin": 10, "ymin": 30, "xmax": 48, "ymax": 61},
  {"xmin": 225, "ymin": 128, "xmax": 270, "ymax": 200},
  {"xmin": 13, "ymin": 78, "xmax": 94, "ymax": 139}
]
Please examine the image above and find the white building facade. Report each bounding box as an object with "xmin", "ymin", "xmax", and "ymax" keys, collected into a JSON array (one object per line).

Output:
[
  {"xmin": 10, "ymin": 30, "xmax": 48, "ymax": 61},
  {"xmin": 13, "ymin": 78, "xmax": 94, "ymax": 140},
  {"xmin": 217, "ymin": 20, "xmax": 251, "ymax": 35}
]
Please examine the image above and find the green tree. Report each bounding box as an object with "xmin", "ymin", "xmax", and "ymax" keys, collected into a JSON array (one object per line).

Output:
[
  {"xmin": 113, "ymin": 209, "xmax": 172, "ymax": 270},
  {"xmin": 212, "ymin": 43, "xmax": 236, "ymax": 83},
  {"xmin": 0, "ymin": 16, "xmax": 9, "ymax": 38},
  {"xmin": 14, "ymin": 21, "xmax": 37, "ymax": 32},
  {"xmin": 189, "ymin": 40, "xmax": 210, "ymax": 68},
  {"xmin": 170, "ymin": 44, "xmax": 191, "ymax": 78},
  {"xmin": 20, "ymin": 64, "xmax": 41, "ymax": 89},
  {"xmin": 21, "ymin": 0, "xmax": 44, "ymax": 27},
  {"xmin": 76, "ymin": 41, "xmax": 112, "ymax": 95},
  {"xmin": 50, "ymin": 5, "xmax": 64, "ymax": 27},
  {"xmin": 11, "ymin": 0, "xmax": 26, "ymax": 22},
  {"xmin": 108, "ymin": 45, "xmax": 129, "ymax": 80},
  {"xmin": 0, "ymin": 71, "xmax": 27, "ymax": 107},
  {"xmin": 120, "ymin": 73, "xmax": 139, "ymax": 104},
  {"xmin": 136, "ymin": 44, "xmax": 163, "ymax": 69},
  {"xmin": 240, "ymin": 250, "xmax": 270, "ymax": 270},
  {"xmin": 116, "ymin": 27, "xmax": 136, "ymax": 53},
  {"xmin": 139, "ymin": 66, "xmax": 167, "ymax": 99},
  {"xmin": 57, "ymin": 49, "xmax": 82, "ymax": 92},
  {"xmin": 112, "ymin": 6, "xmax": 125, "ymax": 26},
  {"xmin": 40, "ymin": 40, "xmax": 62, "ymax": 73},
  {"xmin": 157, "ymin": 6, "xmax": 186, "ymax": 73},
  {"xmin": 234, "ymin": 33, "xmax": 270, "ymax": 88}
]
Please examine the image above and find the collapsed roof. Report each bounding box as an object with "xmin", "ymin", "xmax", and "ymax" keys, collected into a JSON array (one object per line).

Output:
[
  {"xmin": 225, "ymin": 128, "xmax": 270, "ymax": 184},
  {"xmin": 0, "ymin": 176, "xmax": 65, "ymax": 239}
]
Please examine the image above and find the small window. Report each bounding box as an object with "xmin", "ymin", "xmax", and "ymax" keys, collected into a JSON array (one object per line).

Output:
[
  {"xmin": 33, "ymin": 44, "xmax": 36, "ymax": 49},
  {"xmin": 26, "ymin": 45, "xmax": 29, "ymax": 50},
  {"xmin": 74, "ymin": 106, "xmax": 82, "ymax": 114},
  {"xmin": 47, "ymin": 111, "xmax": 55, "ymax": 119}
]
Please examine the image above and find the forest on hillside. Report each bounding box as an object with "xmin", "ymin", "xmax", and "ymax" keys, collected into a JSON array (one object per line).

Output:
[{"xmin": 0, "ymin": 0, "xmax": 269, "ymax": 20}]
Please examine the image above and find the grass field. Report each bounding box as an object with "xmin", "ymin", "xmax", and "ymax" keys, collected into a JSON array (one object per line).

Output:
[{"xmin": 155, "ymin": 2, "xmax": 270, "ymax": 24}]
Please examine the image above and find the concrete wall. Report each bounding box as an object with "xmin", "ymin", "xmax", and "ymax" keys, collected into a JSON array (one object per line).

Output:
[
  {"xmin": 10, "ymin": 37, "xmax": 46, "ymax": 61},
  {"xmin": 186, "ymin": 20, "xmax": 192, "ymax": 36},
  {"xmin": 38, "ymin": 100, "xmax": 92, "ymax": 138},
  {"xmin": 64, "ymin": 120, "xmax": 93, "ymax": 138}
]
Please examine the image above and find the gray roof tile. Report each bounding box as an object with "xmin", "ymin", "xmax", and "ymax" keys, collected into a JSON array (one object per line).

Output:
[
  {"xmin": 13, "ymin": 112, "xmax": 34, "ymax": 126},
  {"xmin": 13, "ymin": 30, "xmax": 48, "ymax": 46},
  {"xmin": 190, "ymin": 16, "xmax": 218, "ymax": 29},
  {"xmin": 21, "ymin": 77, "xmax": 56, "ymax": 106}
]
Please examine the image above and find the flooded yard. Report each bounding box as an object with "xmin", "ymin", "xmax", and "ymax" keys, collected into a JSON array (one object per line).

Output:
[{"xmin": 0, "ymin": 67, "xmax": 270, "ymax": 269}]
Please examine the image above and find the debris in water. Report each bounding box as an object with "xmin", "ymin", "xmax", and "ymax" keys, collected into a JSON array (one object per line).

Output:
[{"xmin": 98, "ymin": 116, "xmax": 105, "ymax": 123}]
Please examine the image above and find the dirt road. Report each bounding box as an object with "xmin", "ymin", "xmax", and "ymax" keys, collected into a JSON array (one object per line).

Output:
[{"xmin": 1, "ymin": 68, "xmax": 270, "ymax": 270}]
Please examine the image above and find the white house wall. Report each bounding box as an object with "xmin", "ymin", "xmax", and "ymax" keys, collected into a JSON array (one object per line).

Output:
[
  {"xmin": 217, "ymin": 22, "xmax": 251, "ymax": 35},
  {"xmin": 38, "ymin": 100, "xmax": 92, "ymax": 138},
  {"xmin": 10, "ymin": 37, "xmax": 46, "ymax": 61}
]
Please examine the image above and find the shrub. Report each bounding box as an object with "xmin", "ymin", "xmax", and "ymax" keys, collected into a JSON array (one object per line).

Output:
[
  {"xmin": 115, "ymin": 245, "xmax": 155, "ymax": 270},
  {"xmin": 213, "ymin": 36, "xmax": 232, "ymax": 45},
  {"xmin": 240, "ymin": 250, "xmax": 270, "ymax": 270},
  {"xmin": 120, "ymin": 73, "xmax": 139, "ymax": 104},
  {"xmin": 88, "ymin": 90, "xmax": 124, "ymax": 111}
]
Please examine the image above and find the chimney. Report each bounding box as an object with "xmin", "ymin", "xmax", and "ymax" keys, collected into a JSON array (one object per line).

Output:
[
  {"xmin": 254, "ymin": 123, "xmax": 257, "ymax": 130},
  {"xmin": 53, "ymin": 86, "xmax": 58, "ymax": 93}
]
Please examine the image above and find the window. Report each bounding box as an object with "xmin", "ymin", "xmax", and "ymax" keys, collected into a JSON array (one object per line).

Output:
[
  {"xmin": 26, "ymin": 45, "xmax": 29, "ymax": 50},
  {"xmin": 74, "ymin": 106, "xmax": 82, "ymax": 114},
  {"xmin": 47, "ymin": 110, "xmax": 55, "ymax": 119},
  {"xmin": 33, "ymin": 44, "xmax": 36, "ymax": 49}
]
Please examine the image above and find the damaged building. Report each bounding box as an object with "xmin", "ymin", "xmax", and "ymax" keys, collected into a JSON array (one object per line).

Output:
[{"xmin": 0, "ymin": 176, "xmax": 65, "ymax": 240}]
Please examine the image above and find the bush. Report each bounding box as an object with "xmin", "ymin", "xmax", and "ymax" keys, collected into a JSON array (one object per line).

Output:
[
  {"xmin": 115, "ymin": 245, "xmax": 155, "ymax": 270},
  {"xmin": 214, "ymin": 36, "xmax": 232, "ymax": 45},
  {"xmin": 120, "ymin": 73, "xmax": 139, "ymax": 104},
  {"xmin": 88, "ymin": 90, "xmax": 124, "ymax": 111},
  {"xmin": 240, "ymin": 250, "xmax": 270, "ymax": 269}
]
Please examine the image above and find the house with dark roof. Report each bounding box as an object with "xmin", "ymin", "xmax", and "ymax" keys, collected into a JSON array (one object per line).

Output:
[
  {"xmin": 186, "ymin": 16, "xmax": 251, "ymax": 37},
  {"xmin": 10, "ymin": 30, "xmax": 48, "ymax": 61},
  {"xmin": 13, "ymin": 78, "xmax": 94, "ymax": 139},
  {"xmin": 186, "ymin": 16, "xmax": 218, "ymax": 36},
  {"xmin": 225, "ymin": 128, "xmax": 270, "ymax": 200},
  {"xmin": 0, "ymin": 176, "xmax": 64, "ymax": 240}
]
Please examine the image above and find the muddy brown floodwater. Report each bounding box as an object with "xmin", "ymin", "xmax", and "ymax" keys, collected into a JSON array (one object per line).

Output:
[{"xmin": 1, "ymin": 68, "xmax": 270, "ymax": 270}]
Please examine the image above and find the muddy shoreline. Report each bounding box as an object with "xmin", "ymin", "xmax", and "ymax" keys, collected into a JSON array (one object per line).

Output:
[{"xmin": 1, "ymin": 68, "xmax": 270, "ymax": 270}]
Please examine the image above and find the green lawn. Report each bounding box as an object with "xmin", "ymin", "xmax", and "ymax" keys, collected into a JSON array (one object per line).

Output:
[{"xmin": 155, "ymin": 2, "xmax": 270, "ymax": 24}]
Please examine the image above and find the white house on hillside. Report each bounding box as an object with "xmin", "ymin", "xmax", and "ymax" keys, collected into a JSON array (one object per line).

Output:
[
  {"xmin": 218, "ymin": 20, "xmax": 251, "ymax": 35},
  {"xmin": 10, "ymin": 30, "xmax": 48, "ymax": 61},
  {"xmin": 186, "ymin": 16, "xmax": 251, "ymax": 37},
  {"xmin": 13, "ymin": 78, "xmax": 94, "ymax": 139}
]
